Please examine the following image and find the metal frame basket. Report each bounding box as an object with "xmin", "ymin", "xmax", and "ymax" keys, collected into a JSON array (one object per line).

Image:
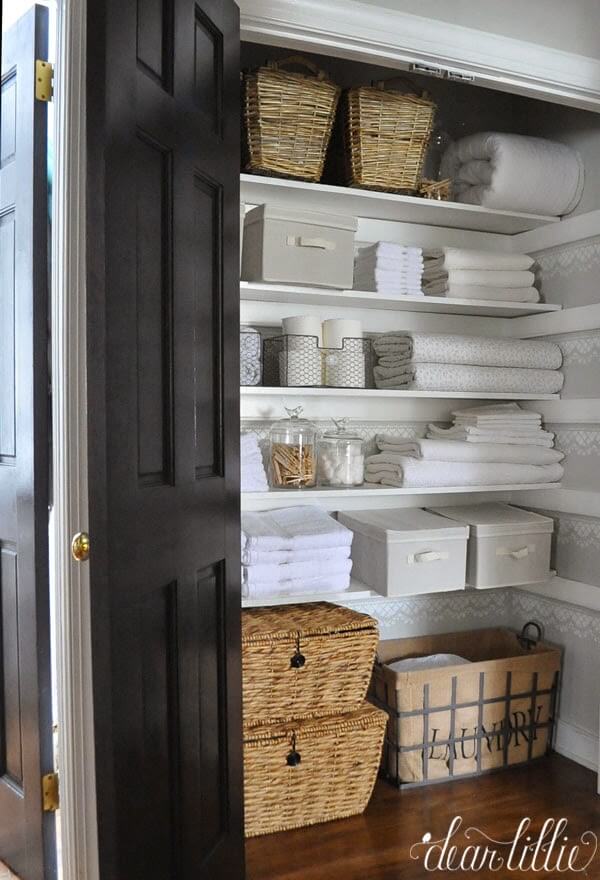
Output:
[
  {"xmin": 243, "ymin": 56, "xmax": 341, "ymax": 182},
  {"xmin": 344, "ymin": 83, "xmax": 436, "ymax": 193},
  {"xmin": 263, "ymin": 333, "xmax": 374, "ymax": 388},
  {"xmin": 242, "ymin": 602, "xmax": 379, "ymax": 727},
  {"xmin": 244, "ymin": 703, "xmax": 387, "ymax": 837}
]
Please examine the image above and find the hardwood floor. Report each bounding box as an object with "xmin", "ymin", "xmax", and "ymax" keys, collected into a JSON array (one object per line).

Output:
[{"xmin": 246, "ymin": 754, "xmax": 600, "ymax": 880}]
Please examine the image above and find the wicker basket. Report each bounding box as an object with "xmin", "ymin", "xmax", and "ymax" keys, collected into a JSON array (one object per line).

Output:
[
  {"xmin": 344, "ymin": 83, "xmax": 436, "ymax": 192},
  {"xmin": 242, "ymin": 602, "xmax": 379, "ymax": 726},
  {"xmin": 244, "ymin": 702, "xmax": 387, "ymax": 836},
  {"xmin": 243, "ymin": 56, "xmax": 341, "ymax": 182}
]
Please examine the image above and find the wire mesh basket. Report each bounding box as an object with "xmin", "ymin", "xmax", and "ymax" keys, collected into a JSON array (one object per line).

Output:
[
  {"xmin": 241, "ymin": 329, "xmax": 262, "ymax": 386},
  {"xmin": 263, "ymin": 334, "xmax": 374, "ymax": 389}
]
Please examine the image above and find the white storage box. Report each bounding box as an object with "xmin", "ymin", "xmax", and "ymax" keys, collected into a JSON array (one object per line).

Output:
[
  {"xmin": 338, "ymin": 509, "xmax": 469, "ymax": 597},
  {"xmin": 428, "ymin": 503, "xmax": 554, "ymax": 590},
  {"xmin": 241, "ymin": 204, "xmax": 357, "ymax": 289}
]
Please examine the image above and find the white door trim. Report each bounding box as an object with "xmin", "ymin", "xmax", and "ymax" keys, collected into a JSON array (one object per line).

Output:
[
  {"xmin": 239, "ymin": 0, "xmax": 600, "ymax": 110},
  {"xmin": 51, "ymin": 0, "xmax": 99, "ymax": 877}
]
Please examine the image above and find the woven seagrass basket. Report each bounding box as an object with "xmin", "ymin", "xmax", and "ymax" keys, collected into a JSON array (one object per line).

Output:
[
  {"xmin": 244, "ymin": 702, "xmax": 387, "ymax": 837},
  {"xmin": 242, "ymin": 602, "xmax": 379, "ymax": 726},
  {"xmin": 344, "ymin": 82, "xmax": 436, "ymax": 192},
  {"xmin": 243, "ymin": 56, "xmax": 341, "ymax": 182}
]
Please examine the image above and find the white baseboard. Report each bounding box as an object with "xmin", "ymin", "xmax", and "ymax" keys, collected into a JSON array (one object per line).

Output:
[{"xmin": 554, "ymin": 718, "xmax": 599, "ymax": 774}]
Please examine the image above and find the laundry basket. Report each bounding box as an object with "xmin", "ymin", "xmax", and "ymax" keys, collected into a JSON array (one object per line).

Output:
[
  {"xmin": 243, "ymin": 56, "xmax": 341, "ymax": 182},
  {"xmin": 344, "ymin": 82, "xmax": 436, "ymax": 192}
]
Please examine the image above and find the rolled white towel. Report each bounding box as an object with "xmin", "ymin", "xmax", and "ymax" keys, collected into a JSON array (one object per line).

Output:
[
  {"xmin": 372, "ymin": 333, "xmax": 562, "ymax": 370},
  {"xmin": 423, "ymin": 247, "xmax": 534, "ymax": 271}
]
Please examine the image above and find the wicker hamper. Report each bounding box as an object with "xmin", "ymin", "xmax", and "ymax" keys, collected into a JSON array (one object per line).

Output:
[
  {"xmin": 243, "ymin": 56, "xmax": 341, "ymax": 182},
  {"xmin": 370, "ymin": 625, "xmax": 561, "ymax": 786},
  {"xmin": 244, "ymin": 702, "xmax": 387, "ymax": 837},
  {"xmin": 242, "ymin": 602, "xmax": 379, "ymax": 726},
  {"xmin": 344, "ymin": 83, "xmax": 436, "ymax": 192}
]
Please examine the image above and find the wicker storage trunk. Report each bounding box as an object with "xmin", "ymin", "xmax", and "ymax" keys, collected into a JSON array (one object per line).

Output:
[
  {"xmin": 242, "ymin": 602, "xmax": 379, "ymax": 726},
  {"xmin": 244, "ymin": 702, "xmax": 387, "ymax": 837},
  {"xmin": 243, "ymin": 56, "xmax": 341, "ymax": 182},
  {"xmin": 370, "ymin": 626, "xmax": 561, "ymax": 786},
  {"xmin": 344, "ymin": 85, "xmax": 436, "ymax": 193}
]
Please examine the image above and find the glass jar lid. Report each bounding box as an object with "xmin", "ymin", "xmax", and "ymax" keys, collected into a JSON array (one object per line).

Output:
[
  {"xmin": 271, "ymin": 405, "xmax": 316, "ymax": 432},
  {"xmin": 321, "ymin": 418, "xmax": 362, "ymax": 441}
]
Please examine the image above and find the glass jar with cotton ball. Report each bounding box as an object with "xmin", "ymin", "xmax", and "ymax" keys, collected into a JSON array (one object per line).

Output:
[{"xmin": 317, "ymin": 419, "xmax": 364, "ymax": 488}]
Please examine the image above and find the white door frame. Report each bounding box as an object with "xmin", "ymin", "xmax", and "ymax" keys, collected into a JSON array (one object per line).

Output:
[{"xmin": 51, "ymin": 0, "xmax": 99, "ymax": 877}]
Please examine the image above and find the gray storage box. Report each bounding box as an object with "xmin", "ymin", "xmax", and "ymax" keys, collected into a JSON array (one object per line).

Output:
[
  {"xmin": 428, "ymin": 503, "xmax": 554, "ymax": 590},
  {"xmin": 338, "ymin": 508, "xmax": 468, "ymax": 597},
  {"xmin": 241, "ymin": 204, "xmax": 357, "ymax": 289}
]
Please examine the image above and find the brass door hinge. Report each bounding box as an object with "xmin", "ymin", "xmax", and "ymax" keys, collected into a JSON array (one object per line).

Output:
[
  {"xmin": 42, "ymin": 772, "xmax": 59, "ymax": 812},
  {"xmin": 35, "ymin": 60, "xmax": 53, "ymax": 102}
]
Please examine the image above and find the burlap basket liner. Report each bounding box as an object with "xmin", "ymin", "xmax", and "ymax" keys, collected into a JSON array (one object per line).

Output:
[
  {"xmin": 242, "ymin": 602, "xmax": 378, "ymax": 726},
  {"xmin": 243, "ymin": 702, "xmax": 387, "ymax": 837},
  {"xmin": 369, "ymin": 627, "xmax": 561, "ymax": 785}
]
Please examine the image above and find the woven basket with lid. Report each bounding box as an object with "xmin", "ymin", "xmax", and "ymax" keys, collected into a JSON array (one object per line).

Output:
[
  {"xmin": 242, "ymin": 602, "xmax": 379, "ymax": 726},
  {"xmin": 243, "ymin": 55, "xmax": 341, "ymax": 182},
  {"xmin": 244, "ymin": 701, "xmax": 387, "ymax": 837},
  {"xmin": 344, "ymin": 82, "xmax": 436, "ymax": 192}
]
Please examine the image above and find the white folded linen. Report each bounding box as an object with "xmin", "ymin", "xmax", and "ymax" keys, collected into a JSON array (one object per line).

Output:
[
  {"xmin": 427, "ymin": 424, "xmax": 555, "ymax": 446},
  {"xmin": 422, "ymin": 267, "xmax": 535, "ymax": 289},
  {"xmin": 242, "ymin": 572, "xmax": 351, "ymax": 599},
  {"xmin": 440, "ymin": 132, "xmax": 584, "ymax": 216},
  {"xmin": 423, "ymin": 247, "xmax": 534, "ymax": 271},
  {"xmin": 388, "ymin": 653, "xmax": 471, "ymax": 673},
  {"xmin": 242, "ymin": 544, "xmax": 351, "ymax": 566},
  {"xmin": 372, "ymin": 332, "xmax": 562, "ymax": 370},
  {"xmin": 424, "ymin": 282, "xmax": 540, "ymax": 303},
  {"xmin": 374, "ymin": 437, "xmax": 563, "ymax": 465},
  {"xmin": 241, "ymin": 506, "xmax": 353, "ymax": 552},
  {"xmin": 241, "ymin": 432, "xmax": 269, "ymax": 492},
  {"xmin": 243, "ymin": 556, "xmax": 352, "ymax": 585},
  {"xmin": 357, "ymin": 242, "xmax": 423, "ymax": 261},
  {"xmin": 364, "ymin": 458, "xmax": 564, "ymax": 488},
  {"xmin": 451, "ymin": 403, "xmax": 541, "ymax": 421},
  {"xmin": 373, "ymin": 362, "xmax": 564, "ymax": 394}
]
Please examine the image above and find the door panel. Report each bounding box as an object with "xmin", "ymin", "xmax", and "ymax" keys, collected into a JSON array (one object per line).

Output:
[
  {"xmin": 0, "ymin": 7, "xmax": 54, "ymax": 880},
  {"xmin": 86, "ymin": 0, "xmax": 243, "ymax": 877}
]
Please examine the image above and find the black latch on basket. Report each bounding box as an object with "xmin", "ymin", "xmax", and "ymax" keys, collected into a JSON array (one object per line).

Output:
[
  {"xmin": 290, "ymin": 633, "xmax": 306, "ymax": 668},
  {"xmin": 517, "ymin": 620, "xmax": 543, "ymax": 651},
  {"xmin": 286, "ymin": 735, "xmax": 302, "ymax": 767}
]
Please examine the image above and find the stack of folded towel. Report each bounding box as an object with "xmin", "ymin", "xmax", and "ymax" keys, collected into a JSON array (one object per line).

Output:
[
  {"xmin": 353, "ymin": 242, "xmax": 424, "ymax": 296},
  {"xmin": 241, "ymin": 506, "xmax": 354, "ymax": 599},
  {"xmin": 439, "ymin": 132, "xmax": 584, "ymax": 217},
  {"xmin": 241, "ymin": 432, "xmax": 269, "ymax": 493},
  {"xmin": 365, "ymin": 404, "xmax": 564, "ymax": 489},
  {"xmin": 422, "ymin": 247, "xmax": 538, "ymax": 303},
  {"xmin": 372, "ymin": 332, "xmax": 564, "ymax": 395}
]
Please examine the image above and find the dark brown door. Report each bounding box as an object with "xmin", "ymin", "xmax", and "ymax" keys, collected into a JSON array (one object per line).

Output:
[
  {"xmin": 85, "ymin": 0, "xmax": 243, "ymax": 877},
  {"xmin": 0, "ymin": 6, "xmax": 56, "ymax": 880}
]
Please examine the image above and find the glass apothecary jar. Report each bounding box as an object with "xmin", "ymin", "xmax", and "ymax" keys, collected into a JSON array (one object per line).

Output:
[
  {"xmin": 318, "ymin": 419, "xmax": 364, "ymax": 487},
  {"xmin": 269, "ymin": 407, "xmax": 317, "ymax": 489}
]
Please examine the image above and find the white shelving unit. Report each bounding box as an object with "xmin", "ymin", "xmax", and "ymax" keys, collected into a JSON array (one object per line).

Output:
[
  {"xmin": 242, "ymin": 386, "xmax": 559, "ymax": 401},
  {"xmin": 240, "ymin": 174, "xmax": 558, "ymax": 235},
  {"xmin": 241, "ymin": 281, "xmax": 562, "ymax": 319}
]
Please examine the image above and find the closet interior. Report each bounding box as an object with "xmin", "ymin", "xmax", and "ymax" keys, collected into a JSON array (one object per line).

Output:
[{"xmin": 238, "ymin": 23, "xmax": 600, "ymax": 845}]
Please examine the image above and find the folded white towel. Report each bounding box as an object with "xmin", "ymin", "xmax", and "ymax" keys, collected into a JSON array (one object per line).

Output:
[
  {"xmin": 374, "ymin": 437, "xmax": 563, "ymax": 465},
  {"xmin": 373, "ymin": 362, "xmax": 564, "ymax": 394},
  {"xmin": 424, "ymin": 282, "xmax": 540, "ymax": 303},
  {"xmin": 388, "ymin": 653, "xmax": 471, "ymax": 673},
  {"xmin": 242, "ymin": 572, "xmax": 351, "ymax": 599},
  {"xmin": 423, "ymin": 247, "xmax": 534, "ymax": 271},
  {"xmin": 242, "ymin": 506, "xmax": 353, "ymax": 552},
  {"xmin": 373, "ymin": 332, "xmax": 562, "ymax": 371},
  {"xmin": 357, "ymin": 242, "xmax": 423, "ymax": 261},
  {"xmin": 440, "ymin": 132, "xmax": 584, "ymax": 216},
  {"xmin": 427, "ymin": 424, "xmax": 555, "ymax": 447},
  {"xmin": 243, "ymin": 556, "xmax": 352, "ymax": 585},
  {"xmin": 364, "ymin": 458, "xmax": 563, "ymax": 488},
  {"xmin": 451, "ymin": 403, "xmax": 541, "ymax": 420},
  {"xmin": 422, "ymin": 267, "xmax": 536, "ymax": 289},
  {"xmin": 242, "ymin": 544, "xmax": 351, "ymax": 566},
  {"xmin": 241, "ymin": 432, "xmax": 269, "ymax": 492}
]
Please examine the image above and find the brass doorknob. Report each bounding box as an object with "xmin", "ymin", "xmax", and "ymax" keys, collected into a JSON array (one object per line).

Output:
[{"xmin": 71, "ymin": 532, "xmax": 90, "ymax": 562}]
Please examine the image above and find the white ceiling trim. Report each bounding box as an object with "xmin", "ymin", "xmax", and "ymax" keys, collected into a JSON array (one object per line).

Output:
[{"xmin": 238, "ymin": 0, "xmax": 600, "ymax": 110}]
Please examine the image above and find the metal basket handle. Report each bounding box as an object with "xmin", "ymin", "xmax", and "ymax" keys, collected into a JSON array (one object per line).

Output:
[
  {"xmin": 268, "ymin": 55, "xmax": 327, "ymax": 81},
  {"xmin": 517, "ymin": 620, "xmax": 543, "ymax": 651}
]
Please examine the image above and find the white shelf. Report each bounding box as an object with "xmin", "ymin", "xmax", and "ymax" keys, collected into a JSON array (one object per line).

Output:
[
  {"xmin": 241, "ymin": 282, "xmax": 562, "ymax": 319},
  {"xmin": 242, "ymin": 483, "xmax": 562, "ymax": 511},
  {"xmin": 241, "ymin": 174, "xmax": 559, "ymax": 235},
  {"xmin": 241, "ymin": 578, "xmax": 378, "ymax": 607},
  {"xmin": 242, "ymin": 386, "xmax": 560, "ymax": 401}
]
